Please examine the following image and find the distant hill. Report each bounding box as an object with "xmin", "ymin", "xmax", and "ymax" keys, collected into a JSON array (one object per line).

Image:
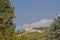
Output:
[{"xmin": 32, "ymin": 27, "xmax": 48, "ymax": 30}]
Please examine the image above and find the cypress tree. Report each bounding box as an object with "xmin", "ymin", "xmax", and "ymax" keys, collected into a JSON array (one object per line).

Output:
[{"xmin": 0, "ymin": 0, "xmax": 15, "ymax": 40}]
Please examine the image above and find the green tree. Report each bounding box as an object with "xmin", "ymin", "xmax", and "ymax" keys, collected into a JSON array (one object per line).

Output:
[
  {"xmin": 12, "ymin": 34, "xmax": 20, "ymax": 40},
  {"xmin": 28, "ymin": 32, "xmax": 44, "ymax": 40},
  {"xmin": 20, "ymin": 34, "xmax": 30, "ymax": 40},
  {"xmin": 0, "ymin": 0, "xmax": 15, "ymax": 40},
  {"xmin": 45, "ymin": 15, "xmax": 60, "ymax": 40}
]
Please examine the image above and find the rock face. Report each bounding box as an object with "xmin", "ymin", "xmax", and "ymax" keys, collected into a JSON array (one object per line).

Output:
[{"xmin": 24, "ymin": 25, "xmax": 41, "ymax": 33}]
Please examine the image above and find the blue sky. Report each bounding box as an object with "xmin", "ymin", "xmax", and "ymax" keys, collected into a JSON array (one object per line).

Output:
[{"xmin": 11, "ymin": 0, "xmax": 60, "ymax": 27}]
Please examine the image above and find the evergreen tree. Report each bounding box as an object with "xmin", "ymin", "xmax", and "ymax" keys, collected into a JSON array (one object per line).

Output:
[
  {"xmin": 0, "ymin": 0, "xmax": 15, "ymax": 40},
  {"xmin": 45, "ymin": 14, "xmax": 60, "ymax": 40}
]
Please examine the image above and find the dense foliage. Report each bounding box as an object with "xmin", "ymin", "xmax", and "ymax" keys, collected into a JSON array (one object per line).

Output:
[
  {"xmin": 0, "ymin": 0, "xmax": 15, "ymax": 40},
  {"xmin": 45, "ymin": 15, "xmax": 60, "ymax": 40},
  {"xmin": 28, "ymin": 32, "xmax": 44, "ymax": 40},
  {"xmin": 12, "ymin": 31, "xmax": 45, "ymax": 40},
  {"xmin": 20, "ymin": 34, "xmax": 30, "ymax": 40},
  {"xmin": 12, "ymin": 34, "xmax": 20, "ymax": 40}
]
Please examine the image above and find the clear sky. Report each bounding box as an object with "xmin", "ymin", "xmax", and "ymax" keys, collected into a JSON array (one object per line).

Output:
[{"xmin": 11, "ymin": 0, "xmax": 60, "ymax": 27}]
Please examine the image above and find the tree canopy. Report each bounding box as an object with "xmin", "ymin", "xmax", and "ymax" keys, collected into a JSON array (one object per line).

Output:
[
  {"xmin": 45, "ymin": 15, "xmax": 60, "ymax": 40},
  {"xmin": 0, "ymin": 0, "xmax": 15, "ymax": 40}
]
